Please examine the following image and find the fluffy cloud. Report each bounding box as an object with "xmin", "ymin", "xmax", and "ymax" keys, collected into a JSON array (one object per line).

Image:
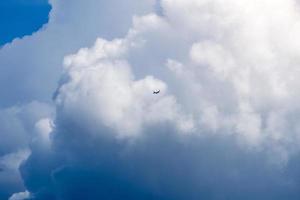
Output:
[
  {"xmin": 160, "ymin": 0, "xmax": 300, "ymax": 152},
  {"xmin": 55, "ymin": 36, "xmax": 194, "ymax": 138},
  {"xmin": 0, "ymin": 102, "xmax": 53, "ymax": 199},
  {"xmin": 4, "ymin": 0, "xmax": 300, "ymax": 199},
  {"xmin": 0, "ymin": 0, "xmax": 155, "ymax": 107},
  {"xmin": 0, "ymin": 151, "xmax": 30, "ymax": 200},
  {"xmin": 0, "ymin": 0, "xmax": 154, "ymax": 198}
]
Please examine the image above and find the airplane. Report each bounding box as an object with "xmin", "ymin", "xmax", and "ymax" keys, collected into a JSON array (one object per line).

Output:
[{"xmin": 153, "ymin": 89, "xmax": 160, "ymax": 94}]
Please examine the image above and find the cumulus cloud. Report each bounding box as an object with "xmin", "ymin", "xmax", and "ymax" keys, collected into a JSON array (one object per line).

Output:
[
  {"xmin": 0, "ymin": 101, "xmax": 53, "ymax": 199},
  {"xmin": 0, "ymin": 150, "xmax": 30, "ymax": 198},
  {"xmin": 51, "ymin": 0, "xmax": 300, "ymax": 155},
  {"xmin": 0, "ymin": 0, "xmax": 154, "ymax": 198},
  {"xmin": 0, "ymin": 101, "xmax": 54, "ymax": 159},
  {"xmin": 0, "ymin": 0, "xmax": 155, "ymax": 107},
  {"xmin": 55, "ymin": 36, "xmax": 194, "ymax": 138},
  {"xmin": 3, "ymin": 0, "xmax": 300, "ymax": 199},
  {"xmin": 157, "ymin": 0, "xmax": 300, "ymax": 152}
]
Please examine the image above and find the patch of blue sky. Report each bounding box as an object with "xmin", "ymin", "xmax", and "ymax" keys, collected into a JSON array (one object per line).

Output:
[{"xmin": 0, "ymin": 0, "xmax": 51, "ymax": 46}]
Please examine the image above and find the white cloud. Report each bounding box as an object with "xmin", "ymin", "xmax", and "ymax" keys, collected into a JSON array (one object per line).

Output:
[
  {"xmin": 0, "ymin": 150, "xmax": 30, "ymax": 171},
  {"xmin": 4, "ymin": 0, "xmax": 300, "ymax": 199},
  {"xmin": 0, "ymin": 0, "xmax": 156, "ymax": 107},
  {"xmin": 56, "ymin": 36, "xmax": 194, "ymax": 138},
  {"xmin": 0, "ymin": 1, "xmax": 157, "ymax": 197},
  {"xmin": 9, "ymin": 191, "xmax": 30, "ymax": 200},
  {"xmin": 157, "ymin": 0, "xmax": 300, "ymax": 152},
  {"xmin": 0, "ymin": 101, "xmax": 54, "ymax": 155},
  {"xmin": 33, "ymin": 118, "xmax": 53, "ymax": 146},
  {"xmin": 52, "ymin": 0, "xmax": 300, "ymax": 156}
]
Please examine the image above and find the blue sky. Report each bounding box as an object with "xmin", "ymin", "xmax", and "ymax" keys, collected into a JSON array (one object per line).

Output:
[
  {"xmin": 0, "ymin": 0, "xmax": 50, "ymax": 46},
  {"xmin": 2, "ymin": 0, "xmax": 300, "ymax": 200}
]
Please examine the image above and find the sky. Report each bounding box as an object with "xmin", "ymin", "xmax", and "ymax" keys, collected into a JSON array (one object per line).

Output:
[
  {"xmin": 0, "ymin": 0, "xmax": 51, "ymax": 46},
  {"xmin": 2, "ymin": 0, "xmax": 300, "ymax": 200}
]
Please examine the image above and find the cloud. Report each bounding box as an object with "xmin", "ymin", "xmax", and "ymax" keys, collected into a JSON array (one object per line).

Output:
[
  {"xmin": 0, "ymin": 150, "xmax": 30, "ymax": 200},
  {"xmin": 0, "ymin": 0, "xmax": 155, "ymax": 107},
  {"xmin": 9, "ymin": 190, "xmax": 30, "ymax": 200},
  {"xmin": 0, "ymin": 150, "xmax": 30, "ymax": 171},
  {"xmin": 4, "ymin": 0, "xmax": 300, "ymax": 199},
  {"xmin": 0, "ymin": 102, "xmax": 53, "ymax": 199},
  {"xmin": 158, "ymin": 0, "xmax": 300, "ymax": 152},
  {"xmin": 0, "ymin": 101, "xmax": 54, "ymax": 156},
  {"xmin": 55, "ymin": 36, "xmax": 194, "ymax": 138},
  {"xmin": 0, "ymin": 0, "xmax": 155, "ymax": 198}
]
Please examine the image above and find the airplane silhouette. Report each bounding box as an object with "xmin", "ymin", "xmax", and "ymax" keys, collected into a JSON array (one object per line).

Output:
[{"xmin": 153, "ymin": 90, "xmax": 160, "ymax": 94}]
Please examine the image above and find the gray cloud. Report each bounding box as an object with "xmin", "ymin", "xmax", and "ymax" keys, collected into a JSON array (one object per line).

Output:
[
  {"xmin": 20, "ymin": 119, "xmax": 300, "ymax": 199},
  {"xmin": 0, "ymin": 102, "xmax": 53, "ymax": 199}
]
